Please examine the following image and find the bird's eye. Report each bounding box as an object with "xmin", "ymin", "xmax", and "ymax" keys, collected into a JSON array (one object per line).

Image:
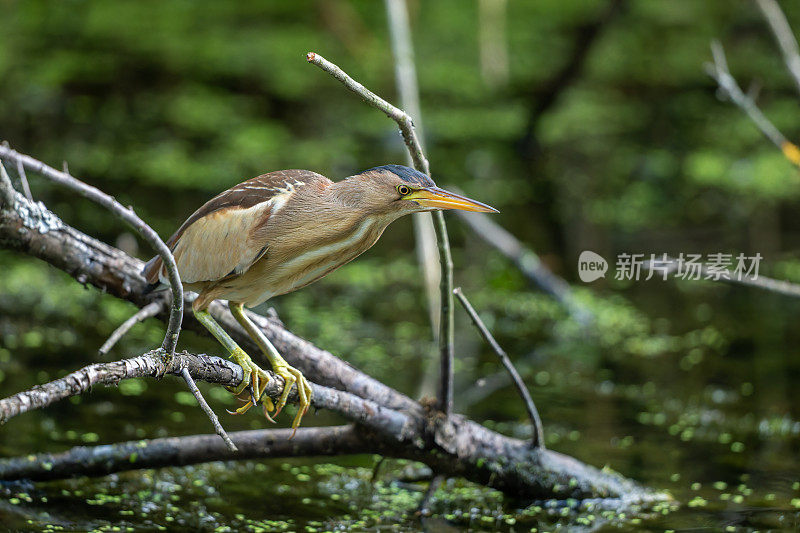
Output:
[{"xmin": 397, "ymin": 185, "xmax": 411, "ymax": 196}]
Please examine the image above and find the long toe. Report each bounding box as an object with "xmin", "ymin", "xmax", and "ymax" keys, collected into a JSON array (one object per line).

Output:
[
  {"xmin": 283, "ymin": 367, "xmax": 312, "ymax": 437},
  {"xmin": 227, "ymin": 401, "xmax": 254, "ymax": 415},
  {"xmin": 272, "ymin": 369, "xmax": 297, "ymax": 418}
]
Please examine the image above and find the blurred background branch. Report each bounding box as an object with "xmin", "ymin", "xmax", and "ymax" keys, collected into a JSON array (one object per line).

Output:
[
  {"xmin": 755, "ymin": 0, "xmax": 800, "ymax": 96},
  {"xmin": 384, "ymin": 0, "xmax": 441, "ymax": 343},
  {"xmin": 706, "ymin": 41, "xmax": 800, "ymax": 166}
]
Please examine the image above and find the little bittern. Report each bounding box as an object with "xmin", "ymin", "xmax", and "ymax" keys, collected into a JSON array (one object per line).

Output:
[{"xmin": 143, "ymin": 165, "xmax": 497, "ymax": 432}]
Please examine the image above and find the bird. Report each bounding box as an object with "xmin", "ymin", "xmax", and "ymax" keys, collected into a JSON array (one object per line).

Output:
[{"xmin": 143, "ymin": 164, "xmax": 497, "ymax": 433}]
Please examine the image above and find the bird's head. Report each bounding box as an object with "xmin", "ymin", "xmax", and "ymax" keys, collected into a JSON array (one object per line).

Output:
[{"xmin": 352, "ymin": 165, "xmax": 498, "ymax": 217}]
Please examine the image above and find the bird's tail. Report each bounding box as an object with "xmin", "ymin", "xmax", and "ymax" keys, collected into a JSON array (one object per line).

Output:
[{"xmin": 141, "ymin": 255, "xmax": 169, "ymax": 295}]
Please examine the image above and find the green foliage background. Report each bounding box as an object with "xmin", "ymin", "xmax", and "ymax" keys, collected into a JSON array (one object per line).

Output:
[
  {"xmin": 4, "ymin": 0, "xmax": 800, "ymax": 255},
  {"xmin": 3, "ymin": 1, "xmax": 800, "ymax": 530}
]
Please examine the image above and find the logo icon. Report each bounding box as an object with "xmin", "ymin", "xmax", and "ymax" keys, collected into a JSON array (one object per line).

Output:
[{"xmin": 578, "ymin": 250, "xmax": 608, "ymax": 282}]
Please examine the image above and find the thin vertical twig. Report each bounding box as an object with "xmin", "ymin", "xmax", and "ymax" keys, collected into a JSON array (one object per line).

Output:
[
  {"xmin": 180, "ymin": 368, "xmax": 237, "ymax": 452},
  {"xmin": 434, "ymin": 215, "xmax": 455, "ymax": 413},
  {"xmin": 454, "ymin": 287, "xmax": 545, "ymax": 448},
  {"xmin": 0, "ymin": 145, "xmax": 236, "ymax": 451},
  {"xmin": 755, "ymin": 0, "xmax": 800, "ymax": 96},
  {"xmin": 383, "ymin": 0, "xmax": 456, "ymax": 413},
  {"xmin": 306, "ymin": 51, "xmax": 456, "ymax": 414}
]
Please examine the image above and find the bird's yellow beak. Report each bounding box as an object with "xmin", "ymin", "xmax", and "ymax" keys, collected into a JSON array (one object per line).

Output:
[{"xmin": 406, "ymin": 187, "xmax": 499, "ymax": 213}]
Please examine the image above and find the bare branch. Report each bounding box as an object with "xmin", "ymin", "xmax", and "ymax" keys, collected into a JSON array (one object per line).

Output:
[
  {"xmin": 433, "ymin": 213, "xmax": 455, "ymax": 414},
  {"xmin": 306, "ymin": 51, "xmax": 456, "ymax": 414},
  {"xmin": 384, "ymin": 0, "xmax": 441, "ymax": 345},
  {"xmin": 0, "ymin": 425, "xmax": 369, "ymax": 481},
  {"xmin": 454, "ymin": 288, "xmax": 545, "ymax": 448},
  {"xmin": 706, "ymin": 41, "xmax": 800, "ymax": 165},
  {"xmin": 755, "ymin": 0, "xmax": 800, "ymax": 96},
  {"xmin": 0, "ymin": 144, "xmax": 184, "ymax": 353},
  {"xmin": 0, "ymin": 348, "xmax": 414, "ymax": 445},
  {"xmin": 98, "ymin": 300, "xmax": 163, "ymax": 355},
  {"xmin": 306, "ymin": 52, "xmax": 428, "ymax": 172},
  {"xmin": 179, "ymin": 367, "xmax": 237, "ymax": 452},
  {"xmin": 0, "ymin": 146, "xmax": 236, "ymax": 447},
  {"xmin": 15, "ymin": 159, "xmax": 33, "ymax": 202},
  {"xmin": 0, "ymin": 351, "xmax": 238, "ymax": 423}
]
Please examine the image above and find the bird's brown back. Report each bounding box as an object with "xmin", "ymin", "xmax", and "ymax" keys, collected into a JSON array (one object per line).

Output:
[{"xmin": 143, "ymin": 170, "xmax": 330, "ymax": 285}]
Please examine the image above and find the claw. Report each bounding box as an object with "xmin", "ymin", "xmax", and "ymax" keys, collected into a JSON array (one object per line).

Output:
[
  {"xmin": 262, "ymin": 401, "xmax": 277, "ymax": 423},
  {"xmin": 249, "ymin": 386, "xmax": 259, "ymax": 407},
  {"xmin": 226, "ymin": 401, "xmax": 253, "ymax": 415},
  {"xmin": 220, "ymin": 333, "xmax": 312, "ymax": 433},
  {"xmin": 269, "ymin": 363, "xmax": 312, "ymax": 436}
]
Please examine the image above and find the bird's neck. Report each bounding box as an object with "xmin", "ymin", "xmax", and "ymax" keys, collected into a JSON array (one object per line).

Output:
[
  {"xmin": 327, "ymin": 175, "xmax": 370, "ymax": 210},
  {"xmin": 327, "ymin": 175, "xmax": 405, "ymax": 226}
]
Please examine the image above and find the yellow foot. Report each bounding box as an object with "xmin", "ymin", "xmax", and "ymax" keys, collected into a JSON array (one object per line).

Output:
[
  {"xmin": 224, "ymin": 349, "xmax": 276, "ymax": 423},
  {"xmin": 270, "ymin": 361, "xmax": 313, "ymax": 437},
  {"xmin": 223, "ymin": 348, "xmax": 313, "ymax": 435}
]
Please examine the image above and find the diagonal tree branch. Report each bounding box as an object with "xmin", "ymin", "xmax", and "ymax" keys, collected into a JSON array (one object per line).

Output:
[
  {"xmin": 306, "ymin": 51, "xmax": 456, "ymax": 415},
  {"xmin": 706, "ymin": 40, "xmax": 800, "ymax": 166},
  {"xmin": 520, "ymin": 0, "xmax": 625, "ymax": 151},
  {"xmin": 0, "ymin": 146, "xmax": 237, "ymax": 449},
  {"xmin": 643, "ymin": 256, "xmax": 800, "ymax": 298},
  {"xmin": 14, "ymin": 158, "xmax": 33, "ymax": 202},
  {"xmin": 0, "ymin": 144, "xmax": 184, "ymax": 355},
  {"xmin": 454, "ymin": 288, "xmax": 544, "ymax": 448},
  {"xmin": 98, "ymin": 300, "xmax": 163, "ymax": 355}
]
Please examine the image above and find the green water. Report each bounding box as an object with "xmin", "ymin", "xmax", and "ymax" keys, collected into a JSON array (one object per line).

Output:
[{"xmin": 2, "ymin": 249, "xmax": 800, "ymax": 531}]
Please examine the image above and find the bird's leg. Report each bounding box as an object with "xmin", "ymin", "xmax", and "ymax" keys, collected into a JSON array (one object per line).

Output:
[
  {"xmin": 192, "ymin": 307, "xmax": 275, "ymax": 420},
  {"xmin": 229, "ymin": 302, "xmax": 313, "ymax": 434}
]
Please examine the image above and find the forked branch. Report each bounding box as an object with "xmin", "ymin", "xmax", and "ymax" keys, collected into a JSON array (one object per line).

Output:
[
  {"xmin": 0, "ymin": 145, "xmax": 184, "ymax": 354},
  {"xmin": 0, "ymin": 145, "xmax": 236, "ymax": 450},
  {"xmin": 306, "ymin": 51, "xmax": 456, "ymax": 414}
]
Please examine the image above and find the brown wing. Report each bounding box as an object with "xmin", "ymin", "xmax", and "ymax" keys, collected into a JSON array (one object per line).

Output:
[{"xmin": 143, "ymin": 170, "xmax": 329, "ymax": 285}]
